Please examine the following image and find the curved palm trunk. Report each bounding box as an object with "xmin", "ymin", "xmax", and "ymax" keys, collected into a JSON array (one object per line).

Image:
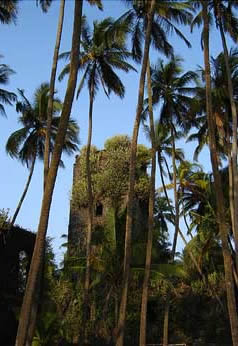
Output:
[
  {"xmin": 218, "ymin": 18, "xmax": 238, "ymax": 270},
  {"xmin": 139, "ymin": 59, "xmax": 156, "ymax": 346},
  {"xmin": 202, "ymin": 4, "xmax": 238, "ymax": 344},
  {"xmin": 171, "ymin": 125, "xmax": 179, "ymax": 259},
  {"xmin": 15, "ymin": 2, "xmax": 82, "ymax": 345},
  {"xmin": 43, "ymin": 0, "xmax": 65, "ymax": 188},
  {"xmin": 116, "ymin": 2, "xmax": 156, "ymax": 345},
  {"xmin": 11, "ymin": 153, "xmax": 36, "ymax": 227},
  {"xmin": 84, "ymin": 91, "xmax": 94, "ymax": 328}
]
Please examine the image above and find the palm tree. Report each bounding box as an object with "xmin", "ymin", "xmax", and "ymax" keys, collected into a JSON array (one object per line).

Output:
[
  {"xmin": 186, "ymin": 50, "xmax": 238, "ymax": 157},
  {"xmin": 116, "ymin": 3, "xmax": 156, "ymax": 345},
  {"xmin": 140, "ymin": 115, "xmax": 184, "ymax": 346},
  {"xmin": 0, "ymin": 0, "xmax": 18, "ymax": 24},
  {"xmin": 191, "ymin": 2, "xmax": 238, "ymax": 343},
  {"xmin": 6, "ymin": 83, "xmax": 79, "ymax": 227},
  {"xmin": 116, "ymin": 2, "xmax": 193, "ymax": 344},
  {"xmin": 121, "ymin": 0, "xmax": 192, "ymax": 62},
  {"xmin": 60, "ymin": 17, "xmax": 135, "ymax": 328},
  {"xmin": 147, "ymin": 58, "xmax": 197, "ymax": 346},
  {"xmin": 212, "ymin": 1, "xmax": 238, "ymax": 266},
  {"xmin": 15, "ymin": 1, "xmax": 102, "ymax": 345},
  {"xmin": 188, "ymin": 49, "xmax": 238, "ymax": 254},
  {"xmin": 188, "ymin": 48, "xmax": 238, "ymax": 286},
  {"xmin": 150, "ymin": 56, "xmax": 198, "ymax": 257},
  {"xmin": 0, "ymin": 56, "xmax": 16, "ymax": 116}
]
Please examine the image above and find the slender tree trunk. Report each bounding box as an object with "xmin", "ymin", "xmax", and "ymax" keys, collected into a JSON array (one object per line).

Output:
[
  {"xmin": 43, "ymin": 0, "xmax": 65, "ymax": 188},
  {"xmin": 218, "ymin": 19, "xmax": 238, "ymax": 270},
  {"xmin": 171, "ymin": 125, "xmax": 179, "ymax": 259},
  {"xmin": 139, "ymin": 59, "xmax": 156, "ymax": 346},
  {"xmin": 25, "ymin": 261, "xmax": 43, "ymax": 346},
  {"xmin": 11, "ymin": 154, "xmax": 36, "ymax": 227},
  {"xmin": 228, "ymin": 152, "xmax": 238, "ymax": 286},
  {"xmin": 26, "ymin": 4, "xmax": 66, "ymax": 340},
  {"xmin": 202, "ymin": 4, "xmax": 238, "ymax": 345},
  {"xmin": 158, "ymin": 154, "xmax": 170, "ymax": 203},
  {"xmin": 84, "ymin": 92, "xmax": 94, "ymax": 344},
  {"xmin": 182, "ymin": 199, "xmax": 191, "ymax": 235},
  {"xmin": 15, "ymin": 2, "xmax": 82, "ymax": 345},
  {"xmin": 115, "ymin": 3, "xmax": 156, "ymax": 345},
  {"xmin": 163, "ymin": 296, "xmax": 170, "ymax": 346},
  {"xmin": 159, "ymin": 159, "xmax": 204, "ymax": 276},
  {"xmin": 164, "ymin": 156, "xmax": 172, "ymax": 182},
  {"xmin": 163, "ymin": 127, "xmax": 178, "ymax": 346},
  {"xmin": 228, "ymin": 152, "xmax": 235, "ymax": 240},
  {"xmin": 225, "ymin": 111, "xmax": 238, "ymax": 288}
]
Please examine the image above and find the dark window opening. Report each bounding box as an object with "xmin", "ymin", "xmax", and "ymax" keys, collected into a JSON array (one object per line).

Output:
[{"xmin": 95, "ymin": 203, "xmax": 103, "ymax": 216}]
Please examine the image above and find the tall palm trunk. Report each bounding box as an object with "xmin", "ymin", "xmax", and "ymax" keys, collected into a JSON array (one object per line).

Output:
[
  {"xmin": 217, "ymin": 16, "xmax": 238, "ymax": 270},
  {"xmin": 26, "ymin": 260, "xmax": 44, "ymax": 346},
  {"xmin": 224, "ymin": 110, "xmax": 238, "ymax": 288},
  {"xmin": 163, "ymin": 125, "xmax": 178, "ymax": 346},
  {"xmin": 171, "ymin": 125, "xmax": 179, "ymax": 258},
  {"xmin": 139, "ymin": 59, "xmax": 156, "ymax": 346},
  {"xmin": 163, "ymin": 295, "xmax": 170, "ymax": 346},
  {"xmin": 84, "ymin": 90, "xmax": 94, "ymax": 322},
  {"xmin": 43, "ymin": 0, "xmax": 65, "ymax": 188},
  {"xmin": 15, "ymin": 1, "xmax": 82, "ymax": 345},
  {"xmin": 158, "ymin": 155, "xmax": 170, "ymax": 203},
  {"xmin": 115, "ymin": 2, "xmax": 156, "ymax": 345},
  {"xmin": 27, "ymin": 4, "xmax": 66, "ymax": 342},
  {"xmin": 228, "ymin": 152, "xmax": 235, "ymax": 233},
  {"xmin": 11, "ymin": 153, "xmax": 36, "ymax": 227},
  {"xmin": 202, "ymin": 3, "xmax": 238, "ymax": 344}
]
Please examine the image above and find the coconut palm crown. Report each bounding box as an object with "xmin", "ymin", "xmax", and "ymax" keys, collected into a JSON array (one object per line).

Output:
[
  {"xmin": 0, "ymin": 56, "xmax": 16, "ymax": 116},
  {"xmin": 120, "ymin": 0, "xmax": 193, "ymax": 62},
  {"xmin": 59, "ymin": 16, "xmax": 136, "ymax": 99},
  {"xmin": 6, "ymin": 82, "xmax": 79, "ymax": 168},
  {"xmin": 0, "ymin": 0, "xmax": 18, "ymax": 24}
]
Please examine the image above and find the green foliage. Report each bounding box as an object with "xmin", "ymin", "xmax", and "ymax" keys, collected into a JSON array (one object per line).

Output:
[
  {"xmin": 0, "ymin": 208, "xmax": 10, "ymax": 230},
  {"xmin": 72, "ymin": 145, "xmax": 103, "ymax": 207},
  {"xmin": 72, "ymin": 135, "xmax": 151, "ymax": 208},
  {"xmin": 102, "ymin": 136, "xmax": 131, "ymax": 207}
]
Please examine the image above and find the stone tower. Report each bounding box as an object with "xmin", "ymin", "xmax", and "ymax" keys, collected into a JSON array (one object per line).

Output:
[{"xmin": 67, "ymin": 144, "xmax": 149, "ymax": 256}]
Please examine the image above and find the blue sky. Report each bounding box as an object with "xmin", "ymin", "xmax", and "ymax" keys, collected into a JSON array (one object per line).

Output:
[{"xmin": 0, "ymin": 0, "xmax": 230, "ymax": 263}]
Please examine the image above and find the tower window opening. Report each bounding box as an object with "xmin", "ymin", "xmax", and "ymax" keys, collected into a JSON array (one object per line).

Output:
[{"xmin": 95, "ymin": 202, "xmax": 103, "ymax": 216}]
